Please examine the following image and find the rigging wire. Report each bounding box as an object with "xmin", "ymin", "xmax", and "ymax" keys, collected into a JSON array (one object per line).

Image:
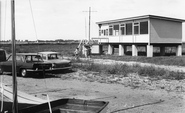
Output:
[
  {"xmin": 1, "ymin": 0, "xmax": 8, "ymax": 111},
  {"xmin": 28, "ymin": 0, "xmax": 40, "ymax": 51},
  {"xmin": 28, "ymin": 1, "xmax": 52, "ymax": 112},
  {"xmin": 3, "ymin": 0, "xmax": 7, "ymax": 41}
]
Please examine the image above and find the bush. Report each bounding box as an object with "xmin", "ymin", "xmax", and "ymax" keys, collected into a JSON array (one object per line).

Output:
[
  {"xmin": 72, "ymin": 60, "xmax": 185, "ymax": 80},
  {"xmin": 137, "ymin": 66, "xmax": 166, "ymax": 78}
]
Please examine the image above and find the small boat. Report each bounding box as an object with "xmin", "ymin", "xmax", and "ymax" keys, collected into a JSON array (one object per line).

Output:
[
  {"xmin": 11, "ymin": 98, "xmax": 109, "ymax": 113},
  {"xmin": 0, "ymin": 84, "xmax": 47, "ymax": 105},
  {"xmin": 0, "ymin": 84, "xmax": 109, "ymax": 113}
]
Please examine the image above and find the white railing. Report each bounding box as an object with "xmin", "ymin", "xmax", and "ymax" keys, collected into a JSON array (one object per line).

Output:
[{"xmin": 91, "ymin": 37, "xmax": 109, "ymax": 44}]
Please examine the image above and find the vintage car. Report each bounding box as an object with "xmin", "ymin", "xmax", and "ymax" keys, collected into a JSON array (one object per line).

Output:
[
  {"xmin": 37, "ymin": 51, "xmax": 71, "ymax": 71},
  {"xmin": 0, "ymin": 53, "xmax": 53, "ymax": 77}
]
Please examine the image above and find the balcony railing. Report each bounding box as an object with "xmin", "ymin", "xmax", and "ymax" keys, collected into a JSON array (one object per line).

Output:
[{"xmin": 91, "ymin": 37, "xmax": 109, "ymax": 44}]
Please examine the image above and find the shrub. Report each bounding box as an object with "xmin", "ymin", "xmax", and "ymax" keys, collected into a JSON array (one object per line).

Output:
[
  {"xmin": 137, "ymin": 66, "xmax": 166, "ymax": 78},
  {"xmin": 72, "ymin": 60, "xmax": 185, "ymax": 80}
]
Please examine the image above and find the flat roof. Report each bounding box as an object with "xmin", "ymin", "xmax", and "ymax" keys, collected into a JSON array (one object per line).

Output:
[
  {"xmin": 9, "ymin": 53, "xmax": 38, "ymax": 55},
  {"xmin": 96, "ymin": 15, "xmax": 185, "ymax": 24},
  {"xmin": 38, "ymin": 51, "xmax": 60, "ymax": 55}
]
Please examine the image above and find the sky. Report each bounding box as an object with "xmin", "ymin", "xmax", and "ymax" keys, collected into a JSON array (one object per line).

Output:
[{"xmin": 0, "ymin": 0, "xmax": 185, "ymax": 41}]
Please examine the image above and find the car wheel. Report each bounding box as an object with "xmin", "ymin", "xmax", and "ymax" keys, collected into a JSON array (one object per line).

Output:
[{"xmin": 20, "ymin": 69, "xmax": 27, "ymax": 77}]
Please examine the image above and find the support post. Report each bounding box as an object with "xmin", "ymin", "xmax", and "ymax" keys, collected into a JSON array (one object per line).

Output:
[
  {"xmin": 108, "ymin": 44, "xmax": 113, "ymax": 55},
  {"xmin": 132, "ymin": 45, "xmax": 138, "ymax": 56},
  {"xmin": 119, "ymin": 44, "xmax": 124, "ymax": 56},
  {"xmin": 176, "ymin": 45, "xmax": 182, "ymax": 56},
  {"xmin": 147, "ymin": 45, "xmax": 153, "ymax": 57}
]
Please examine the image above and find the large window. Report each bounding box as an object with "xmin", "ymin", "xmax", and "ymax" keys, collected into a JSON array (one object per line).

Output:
[
  {"xmin": 126, "ymin": 23, "xmax": 132, "ymax": 35},
  {"xmin": 113, "ymin": 24, "xmax": 119, "ymax": 36},
  {"xmin": 109, "ymin": 25, "xmax": 113, "ymax": 36},
  {"xmin": 140, "ymin": 21, "xmax": 148, "ymax": 34},
  {"xmin": 99, "ymin": 29, "xmax": 108, "ymax": 36},
  {"xmin": 105, "ymin": 29, "xmax": 108, "ymax": 36},
  {"xmin": 99, "ymin": 30, "xmax": 101, "ymax": 36},
  {"xmin": 120, "ymin": 24, "xmax": 125, "ymax": 35},
  {"xmin": 134, "ymin": 23, "xmax": 139, "ymax": 34}
]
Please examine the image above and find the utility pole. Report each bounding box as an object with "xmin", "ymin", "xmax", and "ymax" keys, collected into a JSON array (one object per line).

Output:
[
  {"xmin": 83, "ymin": 7, "xmax": 96, "ymax": 41},
  {"xmin": 88, "ymin": 7, "xmax": 91, "ymax": 41}
]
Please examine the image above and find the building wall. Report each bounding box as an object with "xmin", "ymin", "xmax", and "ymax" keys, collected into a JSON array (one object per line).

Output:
[
  {"xmin": 150, "ymin": 19, "xmax": 182, "ymax": 43},
  {"xmin": 119, "ymin": 35, "xmax": 149, "ymax": 43},
  {"xmin": 97, "ymin": 18, "xmax": 183, "ymax": 44},
  {"xmin": 98, "ymin": 19, "xmax": 150, "ymax": 44},
  {"xmin": 109, "ymin": 36, "xmax": 120, "ymax": 42}
]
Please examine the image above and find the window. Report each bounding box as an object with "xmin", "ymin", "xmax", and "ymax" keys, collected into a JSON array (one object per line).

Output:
[
  {"xmin": 32, "ymin": 55, "xmax": 42, "ymax": 61},
  {"xmin": 109, "ymin": 25, "xmax": 113, "ymax": 36},
  {"xmin": 126, "ymin": 23, "xmax": 132, "ymax": 35},
  {"xmin": 16, "ymin": 56, "xmax": 22, "ymax": 61},
  {"xmin": 49, "ymin": 54, "xmax": 58, "ymax": 59},
  {"xmin": 140, "ymin": 21, "xmax": 148, "ymax": 34},
  {"xmin": 42, "ymin": 56, "xmax": 46, "ymax": 60},
  {"xmin": 120, "ymin": 24, "xmax": 125, "ymax": 35},
  {"xmin": 99, "ymin": 29, "xmax": 108, "ymax": 36},
  {"xmin": 113, "ymin": 24, "xmax": 119, "ymax": 36},
  {"xmin": 134, "ymin": 23, "xmax": 139, "ymax": 34},
  {"xmin": 99, "ymin": 30, "xmax": 101, "ymax": 36},
  {"xmin": 105, "ymin": 29, "xmax": 108, "ymax": 36}
]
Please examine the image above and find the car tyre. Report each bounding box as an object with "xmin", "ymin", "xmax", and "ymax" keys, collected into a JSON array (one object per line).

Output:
[{"xmin": 20, "ymin": 69, "xmax": 27, "ymax": 77}]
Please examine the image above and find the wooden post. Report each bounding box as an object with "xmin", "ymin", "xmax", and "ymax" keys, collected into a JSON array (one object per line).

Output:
[{"xmin": 11, "ymin": 0, "xmax": 18, "ymax": 113}]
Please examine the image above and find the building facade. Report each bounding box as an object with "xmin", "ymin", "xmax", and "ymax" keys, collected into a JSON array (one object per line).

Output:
[{"xmin": 92, "ymin": 15, "xmax": 185, "ymax": 57}]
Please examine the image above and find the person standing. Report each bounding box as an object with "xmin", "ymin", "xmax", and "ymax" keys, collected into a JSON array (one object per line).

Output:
[
  {"xmin": 74, "ymin": 47, "xmax": 79, "ymax": 59},
  {"xmin": 87, "ymin": 46, "xmax": 91, "ymax": 58},
  {"xmin": 84, "ymin": 45, "xmax": 88, "ymax": 58}
]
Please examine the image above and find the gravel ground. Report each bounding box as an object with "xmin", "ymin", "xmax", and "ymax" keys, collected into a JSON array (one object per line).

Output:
[{"xmin": 1, "ymin": 68, "xmax": 185, "ymax": 113}]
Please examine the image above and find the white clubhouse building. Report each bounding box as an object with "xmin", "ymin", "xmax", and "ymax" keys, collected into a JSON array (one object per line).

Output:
[{"xmin": 92, "ymin": 15, "xmax": 185, "ymax": 57}]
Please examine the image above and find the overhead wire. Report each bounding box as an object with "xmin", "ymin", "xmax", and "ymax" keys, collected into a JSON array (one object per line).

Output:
[
  {"xmin": 1, "ymin": 0, "xmax": 8, "ymax": 111},
  {"xmin": 28, "ymin": 1, "xmax": 51, "ymax": 112},
  {"xmin": 28, "ymin": 0, "xmax": 40, "ymax": 51},
  {"xmin": 3, "ymin": 0, "xmax": 8, "ymax": 41}
]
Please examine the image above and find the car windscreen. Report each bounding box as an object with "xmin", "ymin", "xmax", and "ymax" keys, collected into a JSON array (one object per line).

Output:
[
  {"xmin": 48, "ymin": 54, "xmax": 59, "ymax": 59},
  {"xmin": 7, "ymin": 55, "xmax": 23, "ymax": 61},
  {"xmin": 26, "ymin": 55, "xmax": 43, "ymax": 62}
]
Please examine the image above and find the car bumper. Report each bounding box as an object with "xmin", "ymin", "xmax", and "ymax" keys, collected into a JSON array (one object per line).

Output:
[
  {"xmin": 50, "ymin": 66, "xmax": 72, "ymax": 71},
  {"xmin": 26, "ymin": 66, "xmax": 72, "ymax": 73}
]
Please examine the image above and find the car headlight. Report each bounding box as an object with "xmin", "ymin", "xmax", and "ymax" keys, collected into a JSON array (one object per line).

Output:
[{"xmin": 52, "ymin": 63, "xmax": 56, "ymax": 67}]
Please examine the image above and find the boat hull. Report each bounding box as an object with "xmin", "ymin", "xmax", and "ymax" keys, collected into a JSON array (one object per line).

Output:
[
  {"xmin": 0, "ymin": 100, "xmax": 35, "ymax": 112},
  {"xmin": 10, "ymin": 98, "xmax": 109, "ymax": 113},
  {"xmin": 0, "ymin": 84, "xmax": 47, "ymax": 104}
]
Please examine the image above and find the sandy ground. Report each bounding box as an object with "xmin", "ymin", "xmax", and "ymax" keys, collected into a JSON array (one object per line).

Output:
[{"xmin": 1, "ymin": 68, "xmax": 185, "ymax": 113}]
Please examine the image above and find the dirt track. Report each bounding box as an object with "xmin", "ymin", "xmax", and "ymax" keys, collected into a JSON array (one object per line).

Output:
[{"xmin": 1, "ymin": 68, "xmax": 185, "ymax": 113}]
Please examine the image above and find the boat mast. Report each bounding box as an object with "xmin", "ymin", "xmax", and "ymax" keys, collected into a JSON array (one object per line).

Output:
[{"xmin": 11, "ymin": 0, "xmax": 18, "ymax": 112}]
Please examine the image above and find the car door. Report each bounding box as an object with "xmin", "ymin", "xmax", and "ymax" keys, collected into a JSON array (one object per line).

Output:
[
  {"xmin": 19, "ymin": 55, "xmax": 33, "ymax": 69},
  {"xmin": 15, "ymin": 55, "xmax": 25, "ymax": 72},
  {"xmin": 0, "ymin": 55, "xmax": 14, "ymax": 72}
]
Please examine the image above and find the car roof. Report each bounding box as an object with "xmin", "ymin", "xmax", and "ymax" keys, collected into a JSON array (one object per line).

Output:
[
  {"xmin": 10, "ymin": 53, "xmax": 39, "ymax": 56},
  {"xmin": 38, "ymin": 51, "xmax": 60, "ymax": 55}
]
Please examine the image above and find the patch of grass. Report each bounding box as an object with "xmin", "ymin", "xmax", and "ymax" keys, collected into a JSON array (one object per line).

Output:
[
  {"xmin": 0, "ymin": 43, "xmax": 78, "ymax": 55},
  {"xmin": 72, "ymin": 61, "xmax": 185, "ymax": 80},
  {"xmin": 137, "ymin": 66, "xmax": 166, "ymax": 78},
  {"xmin": 162, "ymin": 71, "xmax": 185, "ymax": 80},
  {"xmin": 91, "ymin": 55, "xmax": 185, "ymax": 66}
]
